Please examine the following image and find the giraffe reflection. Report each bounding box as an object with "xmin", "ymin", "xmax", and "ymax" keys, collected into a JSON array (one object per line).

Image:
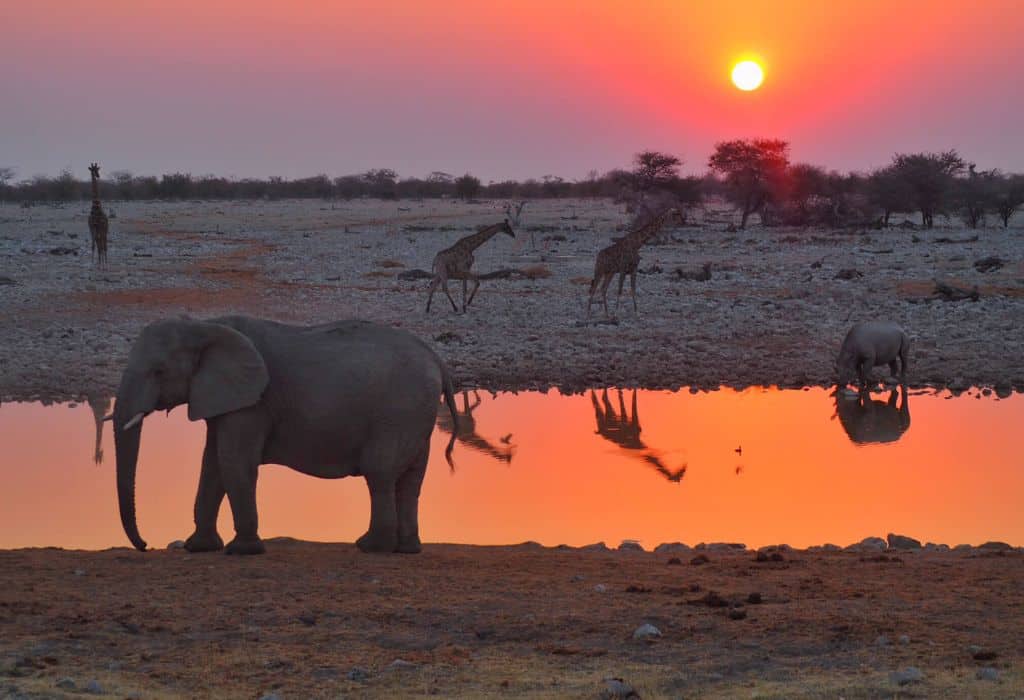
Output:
[
  {"xmin": 834, "ymin": 386, "xmax": 911, "ymax": 445},
  {"xmin": 435, "ymin": 391, "xmax": 515, "ymax": 464},
  {"xmin": 591, "ymin": 389, "xmax": 687, "ymax": 482},
  {"xmin": 86, "ymin": 395, "xmax": 112, "ymax": 465}
]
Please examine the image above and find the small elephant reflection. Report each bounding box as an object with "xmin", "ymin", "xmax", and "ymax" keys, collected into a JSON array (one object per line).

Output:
[
  {"xmin": 591, "ymin": 388, "xmax": 687, "ymax": 482},
  {"xmin": 834, "ymin": 385, "xmax": 911, "ymax": 445},
  {"xmin": 435, "ymin": 390, "xmax": 515, "ymax": 463}
]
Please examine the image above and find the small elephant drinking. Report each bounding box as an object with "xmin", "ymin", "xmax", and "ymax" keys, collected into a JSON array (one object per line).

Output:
[
  {"xmin": 836, "ymin": 321, "xmax": 910, "ymax": 388},
  {"xmin": 112, "ymin": 316, "xmax": 457, "ymax": 555}
]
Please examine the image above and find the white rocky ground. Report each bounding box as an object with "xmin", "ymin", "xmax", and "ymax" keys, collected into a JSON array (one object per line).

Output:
[{"xmin": 1, "ymin": 197, "xmax": 1022, "ymax": 402}]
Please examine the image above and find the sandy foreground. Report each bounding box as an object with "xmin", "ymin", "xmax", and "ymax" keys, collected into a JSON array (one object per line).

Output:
[
  {"xmin": 1, "ymin": 198, "xmax": 1023, "ymax": 402},
  {"xmin": 0, "ymin": 541, "xmax": 1021, "ymax": 699}
]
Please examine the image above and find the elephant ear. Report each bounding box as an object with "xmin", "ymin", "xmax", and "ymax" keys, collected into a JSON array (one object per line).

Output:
[{"xmin": 188, "ymin": 323, "xmax": 269, "ymax": 421}]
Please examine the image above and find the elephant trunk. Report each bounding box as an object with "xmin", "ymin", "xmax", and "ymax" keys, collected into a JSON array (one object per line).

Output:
[{"xmin": 114, "ymin": 419, "xmax": 147, "ymax": 551}]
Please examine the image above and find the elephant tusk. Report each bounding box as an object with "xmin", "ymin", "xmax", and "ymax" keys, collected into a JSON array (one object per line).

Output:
[{"xmin": 122, "ymin": 412, "xmax": 145, "ymax": 431}]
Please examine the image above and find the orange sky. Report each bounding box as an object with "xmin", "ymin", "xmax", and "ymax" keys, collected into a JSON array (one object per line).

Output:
[
  {"xmin": 2, "ymin": 389, "xmax": 1021, "ymax": 551},
  {"xmin": 4, "ymin": 1, "xmax": 1022, "ymax": 179}
]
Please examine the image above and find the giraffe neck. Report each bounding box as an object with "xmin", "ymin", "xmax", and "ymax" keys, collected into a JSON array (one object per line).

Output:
[
  {"xmin": 459, "ymin": 223, "xmax": 505, "ymax": 251},
  {"xmin": 90, "ymin": 175, "xmax": 100, "ymax": 202},
  {"xmin": 621, "ymin": 211, "xmax": 671, "ymax": 249}
]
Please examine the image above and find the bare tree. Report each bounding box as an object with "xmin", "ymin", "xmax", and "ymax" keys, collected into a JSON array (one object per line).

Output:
[
  {"xmin": 707, "ymin": 139, "xmax": 790, "ymax": 228},
  {"xmin": 994, "ymin": 174, "xmax": 1024, "ymax": 228}
]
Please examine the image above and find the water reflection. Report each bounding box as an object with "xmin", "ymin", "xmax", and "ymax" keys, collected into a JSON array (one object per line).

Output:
[
  {"xmin": 835, "ymin": 386, "xmax": 911, "ymax": 445},
  {"xmin": 591, "ymin": 389, "xmax": 687, "ymax": 482},
  {"xmin": 435, "ymin": 390, "xmax": 515, "ymax": 463},
  {"xmin": 86, "ymin": 395, "xmax": 112, "ymax": 464},
  {"xmin": 1, "ymin": 387, "xmax": 1021, "ymax": 550}
]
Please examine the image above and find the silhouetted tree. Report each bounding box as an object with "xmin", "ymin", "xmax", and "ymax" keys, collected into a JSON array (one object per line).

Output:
[
  {"xmin": 866, "ymin": 166, "xmax": 912, "ymax": 225},
  {"xmin": 455, "ymin": 173, "xmax": 481, "ymax": 200},
  {"xmin": 631, "ymin": 150, "xmax": 682, "ymax": 193},
  {"xmin": 889, "ymin": 150, "xmax": 965, "ymax": 228},
  {"xmin": 708, "ymin": 139, "xmax": 790, "ymax": 228},
  {"xmin": 362, "ymin": 168, "xmax": 398, "ymax": 199},
  {"xmin": 159, "ymin": 172, "xmax": 194, "ymax": 199},
  {"xmin": 956, "ymin": 164, "xmax": 998, "ymax": 228},
  {"xmin": 994, "ymin": 173, "xmax": 1024, "ymax": 228}
]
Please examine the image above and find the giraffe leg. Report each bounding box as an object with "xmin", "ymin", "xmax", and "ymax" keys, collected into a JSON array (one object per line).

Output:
[
  {"xmin": 630, "ymin": 270, "xmax": 638, "ymax": 312},
  {"xmin": 442, "ymin": 279, "xmax": 459, "ymax": 312},
  {"xmin": 586, "ymin": 276, "xmax": 600, "ymax": 317},
  {"xmin": 466, "ymin": 277, "xmax": 481, "ymax": 308},
  {"xmin": 615, "ymin": 272, "xmax": 626, "ymax": 310},
  {"xmin": 425, "ymin": 277, "xmax": 440, "ymax": 312},
  {"xmin": 599, "ymin": 273, "xmax": 614, "ymax": 317}
]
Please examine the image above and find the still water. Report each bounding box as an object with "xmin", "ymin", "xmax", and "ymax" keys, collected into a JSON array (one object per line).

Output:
[{"xmin": 1, "ymin": 387, "xmax": 1021, "ymax": 551}]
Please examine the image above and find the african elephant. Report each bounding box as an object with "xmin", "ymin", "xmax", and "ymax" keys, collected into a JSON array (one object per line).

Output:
[
  {"xmin": 112, "ymin": 315, "xmax": 457, "ymax": 555},
  {"xmin": 836, "ymin": 321, "xmax": 910, "ymax": 388},
  {"xmin": 834, "ymin": 386, "xmax": 911, "ymax": 445}
]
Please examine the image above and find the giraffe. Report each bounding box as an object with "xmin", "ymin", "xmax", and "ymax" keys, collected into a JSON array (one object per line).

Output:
[
  {"xmin": 425, "ymin": 220, "xmax": 515, "ymax": 313},
  {"xmin": 87, "ymin": 394, "xmax": 113, "ymax": 465},
  {"xmin": 87, "ymin": 163, "xmax": 109, "ymax": 265},
  {"xmin": 586, "ymin": 207, "xmax": 683, "ymax": 317},
  {"xmin": 591, "ymin": 388, "xmax": 687, "ymax": 483},
  {"xmin": 435, "ymin": 390, "xmax": 515, "ymax": 464}
]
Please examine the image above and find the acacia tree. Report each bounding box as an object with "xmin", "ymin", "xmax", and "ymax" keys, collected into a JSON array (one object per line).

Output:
[
  {"xmin": 889, "ymin": 150, "xmax": 965, "ymax": 228},
  {"xmin": 994, "ymin": 173, "xmax": 1024, "ymax": 228},
  {"xmin": 707, "ymin": 139, "xmax": 790, "ymax": 228},
  {"xmin": 362, "ymin": 168, "xmax": 398, "ymax": 199},
  {"xmin": 867, "ymin": 166, "xmax": 913, "ymax": 225},
  {"xmin": 956, "ymin": 164, "xmax": 998, "ymax": 228},
  {"xmin": 454, "ymin": 173, "xmax": 481, "ymax": 200}
]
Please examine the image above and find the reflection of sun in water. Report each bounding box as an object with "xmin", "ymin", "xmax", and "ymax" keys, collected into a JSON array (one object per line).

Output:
[{"xmin": 731, "ymin": 60, "xmax": 764, "ymax": 91}]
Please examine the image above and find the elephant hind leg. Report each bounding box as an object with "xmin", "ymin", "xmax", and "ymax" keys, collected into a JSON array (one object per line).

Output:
[{"xmin": 395, "ymin": 444, "xmax": 429, "ymax": 554}]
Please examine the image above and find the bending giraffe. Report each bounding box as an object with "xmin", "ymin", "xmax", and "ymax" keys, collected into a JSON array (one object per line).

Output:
[
  {"xmin": 586, "ymin": 207, "xmax": 683, "ymax": 317},
  {"xmin": 591, "ymin": 388, "xmax": 687, "ymax": 483},
  {"xmin": 87, "ymin": 163, "xmax": 109, "ymax": 265},
  {"xmin": 426, "ymin": 220, "xmax": 515, "ymax": 313},
  {"xmin": 435, "ymin": 390, "xmax": 515, "ymax": 464}
]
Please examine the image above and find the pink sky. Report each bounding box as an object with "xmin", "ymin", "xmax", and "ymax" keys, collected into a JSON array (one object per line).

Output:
[{"xmin": 4, "ymin": 1, "xmax": 1022, "ymax": 180}]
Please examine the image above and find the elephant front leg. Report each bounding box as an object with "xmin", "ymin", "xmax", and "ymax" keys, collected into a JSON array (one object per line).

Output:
[
  {"xmin": 216, "ymin": 415, "xmax": 266, "ymax": 555},
  {"xmin": 184, "ymin": 431, "xmax": 226, "ymax": 553},
  {"xmin": 357, "ymin": 473, "xmax": 399, "ymax": 553},
  {"xmin": 395, "ymin": 448, "xmax": 429, "ymax": 554}
]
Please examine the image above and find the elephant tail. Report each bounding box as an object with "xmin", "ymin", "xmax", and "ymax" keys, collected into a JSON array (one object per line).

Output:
[{"xmin": 441, "ymin": 365, "xmax": 458, "ymax": 471}]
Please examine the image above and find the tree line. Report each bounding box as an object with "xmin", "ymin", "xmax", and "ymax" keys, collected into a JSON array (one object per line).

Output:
[{"xmin": 2, "ymin": 141, "xmax": 1022, "ymax": 229}]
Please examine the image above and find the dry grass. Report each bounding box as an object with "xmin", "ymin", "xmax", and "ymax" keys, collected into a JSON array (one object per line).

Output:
[
  {"xmin": 363, "ymin": 270, "xmax": 393, "ymax": 278},
  {"xmin": 375, "ymin": 258, "xmax": 406, "ymax": 268}
]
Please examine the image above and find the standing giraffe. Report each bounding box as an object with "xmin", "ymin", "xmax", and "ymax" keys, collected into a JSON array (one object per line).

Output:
[
  {"xmin": 425, "ymin": 220, "xmax": 515, "ymax": 313},
  {"xmin": 87, "ymin": 163, "xmax": 109, "ymax": 265},
  {"xmin": 586, "ymin": 207, "xmax": 682, "ymax": 317}
]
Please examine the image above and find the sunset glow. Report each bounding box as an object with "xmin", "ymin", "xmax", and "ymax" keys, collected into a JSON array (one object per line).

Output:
[{"xmin": 732, "ymin": 60, "xmax": 765, "ymax": 91}]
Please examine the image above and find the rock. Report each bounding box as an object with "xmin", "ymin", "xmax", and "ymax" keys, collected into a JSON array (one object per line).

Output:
[
  {"xmin": 696, "ymin": 542, "xmax": 745, "ymax": 552},
  {"xmin": 977, "ymin": 541, "xmax": 1013, "ymax": 552},
  {"xmin": 633, "ymin": 623, "xmax": 662, "ymax": 640},
  {"xmin": 971, "ymin": 648, "xmax": 998, "ymax": 661},
  {"xmin": 757, "ymin": 544, "xmax": 794, "ymax": 553},
  {"xmin": 166, "ymin": 540, "xmax": 186, "ymax": 550},
  {"xmin": 887, "ymin": 533, "xmax": 922, "ymax": 550},
  {"xmin": 84, "ymin": 679, "xmax": 105, "ymax": 694},
  {"xmin": 666, "ymin": 557, "xmax": 682, "ymax": 566},
  {"xmin": 654, "ymin": 542, "xmax": 691, "ymax": 554},
  {"xmin": 835, "ymin": 268, "xmax": 863, "ymax": 280},
  {"xmin": 755, "ymin": 551, "xmax": 785, "ymax": 563},
  {"xmin": 55, "ymin": 678, "xmax": 75, "ymax": 690},
  {"xmin": 807, "ymin": 543, "xmax": 841, "ymax": 553},
  {"xmin": 845, "ymin": 537, "xmax": 886, "ymax": 552},
  {"xmin": 582, "ymin": 542, "xmax": 609, "ymax": 552},
  {"xmin": 346, "ymin": 667, "xmax": 370, "ymax": 682},
  {"xmin": 875, "ymin": 635, "xmax": 891, "ymax": 647},
  {"xmin": 601, "ymin": 677, "xmax": 639, "ymax": 699},
  {"xmin": 898, "ymin": 635, "xmax": 910, "ymax": 645},
  {"xmin": 388, "ymin": 658, "xmax": 417, "ymax": 670},
  {"xmin": 889, "ymin": 667, "xmax": 923, "ymax": 685},
  {"xmin": 73, "ymin": 569, "xmax": 86, "ymax": 576},
  {"xmin": 974, "ymin": 256, "xmax": 1003, "ymax": 273},
  {"xmin": 728, "ymin": 608, "xmax": 747, "ymax": 620},
  {"xmin": 690, "ymin": 554, "xmax": 710, "ymax": 565},
  {"xmin": 687, "ymin": 591, "xmax": 730, "ymax": 608},
  {"xmin": 746, "ymin": 592, "xmax": 762, "ymax": 604},
  {"xmin": 618, "ymin": 540, "xmax": 644, "ymax": 552},
  {"xmin": 976, "ymin": 667, "xmax": 1000, "ymax": 681},
  {"xmin": 924, "ymin": 542, "xmax": 950, "ymax": 552},
  {"xmin": 593, "ymin": 584, "xmax": 607, "ymax": 593},
  {"xmin": 954, "ymin": 544, "xmax": 973, "ymax": 552}
]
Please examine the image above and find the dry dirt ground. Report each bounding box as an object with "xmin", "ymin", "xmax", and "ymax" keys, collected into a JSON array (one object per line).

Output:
[
  {"xmin": 0, "ymin": 542, "xmax": 1021, "ymax": 699},
  {"xmin": 1, "ymin": 198, "xmax": 1023, "ymax": 402}
]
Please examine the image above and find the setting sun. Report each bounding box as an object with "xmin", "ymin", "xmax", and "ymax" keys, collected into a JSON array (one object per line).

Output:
[{"xmin": 732, "ymin": 59, "xmax": 764, "ymax": 91}]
